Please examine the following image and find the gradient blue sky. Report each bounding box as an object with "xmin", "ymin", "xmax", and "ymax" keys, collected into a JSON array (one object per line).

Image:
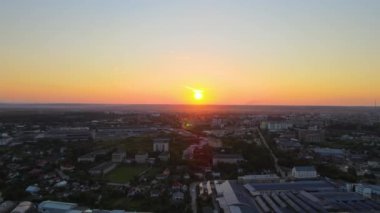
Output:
[{"xmin": 1, "ymin": 0, "xmax": 379, "ymax": 105}]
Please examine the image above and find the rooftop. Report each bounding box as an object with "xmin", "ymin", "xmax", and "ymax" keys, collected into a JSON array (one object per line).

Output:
[
  {"xmin": 246, "ymin": 180, "xmax": 336, "ymax": 192},
  {"xmin": 39, "ymin": 200, "xmax": 78, "ymax": 210},
  {"xmin": 215, "ymin": 180, "xmax": 380, "ymax": 213},
  {"xmin": 293, "ymin": 166, "xmax": 316, "ymax": 172}
]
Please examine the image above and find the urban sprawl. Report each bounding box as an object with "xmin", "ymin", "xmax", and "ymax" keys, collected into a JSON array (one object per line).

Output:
[{"xmin": 0, "ymin": 107, "xmax": 380, "ymax": 213}]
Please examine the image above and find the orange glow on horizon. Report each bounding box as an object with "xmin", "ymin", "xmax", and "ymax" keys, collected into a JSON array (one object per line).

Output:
[{"xmin": 0, "ymin": 47, "xmax": 378, "ymax": 106}]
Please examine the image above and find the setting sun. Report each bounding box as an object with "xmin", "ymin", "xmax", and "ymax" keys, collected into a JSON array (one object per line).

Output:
[{"xmin": 194, "ymin": 89, "xmax": 203, "ymax": 100}]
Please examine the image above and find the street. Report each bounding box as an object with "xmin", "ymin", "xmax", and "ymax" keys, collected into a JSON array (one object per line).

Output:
[
  {"xmin": 190, "ymin": 182, "xmax": 198, "ymax": 213},
  {"xmin": 257, "ymin": 127, "xmax": 285, "ymax": 177}
]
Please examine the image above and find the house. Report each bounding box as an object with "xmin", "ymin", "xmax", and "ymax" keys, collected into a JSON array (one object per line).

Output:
[
  {"xmin": 153, "ymin": 138, "xmax": 170, "ymax": 152},
  {"xmin": 38, "ymin": 200, "xmax": 78, "ymax": 213},
  {"xmin": 212, "ymin": 154, "xmax": 244, "ymax": 166},
  {"xmin": 291, "ymin": 166, "xmax": 318, "ymax": 179},
  {"xmin": 88, "ymin": 162, "xmax": 116, "ymax": 175},
  {"xmin": 135, "ymin": 153, "xmax": 148, "ymax": 164},
  {"xmin": 112, "ymin": 150, "xmax": 126, "ymax": 163}
]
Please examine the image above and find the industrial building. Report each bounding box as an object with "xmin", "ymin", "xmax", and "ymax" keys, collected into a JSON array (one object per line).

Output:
[{"xmin": 213, "ymin": 180, "xmax": 380, "ymax": 213}]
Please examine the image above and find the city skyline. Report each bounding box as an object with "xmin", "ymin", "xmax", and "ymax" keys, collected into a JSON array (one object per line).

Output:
[{"xmin": 1, "ymin": 0, "xmax": 379, "ymax": 106}]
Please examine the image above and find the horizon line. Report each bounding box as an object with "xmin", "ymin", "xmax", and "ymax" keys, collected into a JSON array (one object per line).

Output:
[{"xmin": 0, "ymin": 101, "xmax": 377, "ymax": 108}]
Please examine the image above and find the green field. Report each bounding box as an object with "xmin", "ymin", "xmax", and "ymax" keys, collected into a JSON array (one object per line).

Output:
[
  {"xmin": 95, "ymin": 136, "xmax": 153, "ymax": 153},
  {"xmin": 105, "ymin": 165, "xmax": 149, "ymax": 183}
]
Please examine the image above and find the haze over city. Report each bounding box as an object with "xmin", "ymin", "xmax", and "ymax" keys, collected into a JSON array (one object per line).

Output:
[
  {"xmin": 1, "ymin": 1, "xmax": 380, "ymax": 213},
  {"xmin": 1, "ymin": 0, "xmax": 379, "ymax": 106}
]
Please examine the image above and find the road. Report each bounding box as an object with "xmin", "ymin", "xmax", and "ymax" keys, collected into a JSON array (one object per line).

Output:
[
  {"xmin": 190, "ymin": 182, "xmax": 198, "ymax": 213},
  {"xmin": 256, "ymin": 128, "xmax": 285, "ymax": 177}
]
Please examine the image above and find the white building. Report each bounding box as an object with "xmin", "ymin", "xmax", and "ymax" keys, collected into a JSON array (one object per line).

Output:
[
  {"xmin": 112, "ymin": 150, "xmax": 126, "ymax": 163},
  {"xmin": 153, "ymin": 138, "xmax": 169, "ymax": 152},
  {"xmin": 291, "ymin": 166, "xmax": 318, "ymax": 179}
]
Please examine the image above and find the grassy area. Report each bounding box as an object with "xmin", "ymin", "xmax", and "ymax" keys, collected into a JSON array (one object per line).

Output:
[
  {"xmin": 121, "ymin": 137, "xmax": 152, "ymax": 153},
  {"xmin": 105, "ymin": 165, "xmax": 149, "ymax": 183},
  {"xmin": 100, "ymin": 197, "xmax": 182, "ymax": 213},
  {"xmin": 95, "ymin": 136, "xmax": 153, "ymax": 153},
  {"xmin": 145, "ymin": 167, "xmax": 162, "ymax": 178}
]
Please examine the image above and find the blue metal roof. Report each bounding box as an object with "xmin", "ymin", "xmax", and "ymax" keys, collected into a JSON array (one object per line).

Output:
[
  {"xmin": 38, "ymin": 201, "xmax": 77, "ymax": 210},
  {"xmin": 249, "ymin": 180, "xmax": 335, "ymax": 192},
  {"xmin": 293, "ymin": 166, "xmax": 316, "ymax": 172}
]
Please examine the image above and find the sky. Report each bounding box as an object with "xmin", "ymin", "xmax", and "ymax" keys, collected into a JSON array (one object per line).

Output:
[{"xmin": 0, "ymin": 0, "xmax": 379, "ymax": 106}]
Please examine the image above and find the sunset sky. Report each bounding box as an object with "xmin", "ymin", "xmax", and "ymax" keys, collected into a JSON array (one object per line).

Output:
[{"xmin": 1, "ymin": 0, "xmax": 379, "ymax": 106}]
